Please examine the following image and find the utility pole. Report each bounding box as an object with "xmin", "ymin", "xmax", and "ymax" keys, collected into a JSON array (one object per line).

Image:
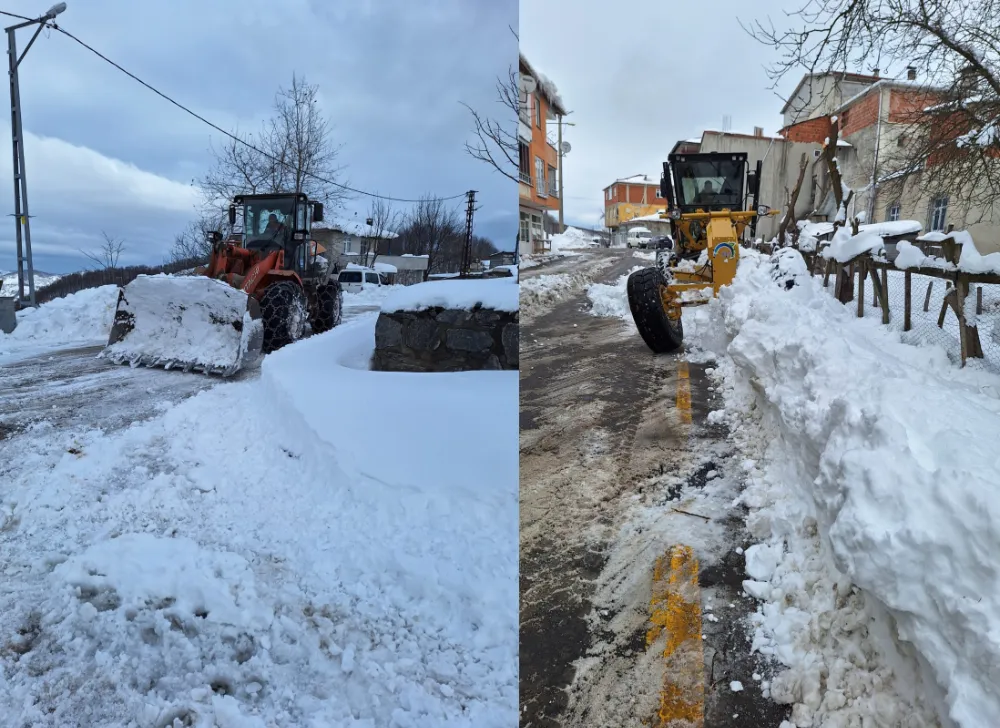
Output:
[
  {"xmin": 460, "ymin": 189, "xmax": 476, "ymax": 277},
  {"xmin": 6, "ymin": 3, "xmax": 67, "ymax": 308},
  {"xmin": 558, "ymin": 114, "xmax": 565, "ymax": 233}
]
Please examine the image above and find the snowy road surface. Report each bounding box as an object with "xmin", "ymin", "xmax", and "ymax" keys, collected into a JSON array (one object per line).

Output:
[
  {"xmin": 0, "ymin": 286, "xmax": 518, "ymax": 727},
  {"xmin": 519, "ymin": 250, "xmax": 788, "ymax": 727}
]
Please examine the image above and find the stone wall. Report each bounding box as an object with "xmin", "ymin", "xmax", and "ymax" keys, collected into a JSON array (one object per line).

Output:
[{"xmin": 373, "ymin": 306, "xmax": 518, "ymax": 372}]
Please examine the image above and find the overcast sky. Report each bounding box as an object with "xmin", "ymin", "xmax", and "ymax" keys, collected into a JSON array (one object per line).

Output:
[
  {"xmin": 0, "ymin": 0, "xmax": 517, "ymax": 275},
  {"xmin": 520, "ymin": 0, "xmax": 837, "ymax": 231}
]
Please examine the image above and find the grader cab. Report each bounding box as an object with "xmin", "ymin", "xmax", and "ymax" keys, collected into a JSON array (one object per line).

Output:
[{"xmin": 626, "ymin": 151, "xmax": 778, "ymax": 353}]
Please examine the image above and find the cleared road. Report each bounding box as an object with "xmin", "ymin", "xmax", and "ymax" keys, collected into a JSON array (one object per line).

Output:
[{"xmin": 519, "ymin": 249, "xmax": 789, "ymax": 727}]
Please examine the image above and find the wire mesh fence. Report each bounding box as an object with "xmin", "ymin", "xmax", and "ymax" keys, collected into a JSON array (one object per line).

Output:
[{"xmin": 806, "ymin": 254, "xmax": 1000, "ymax": 371}]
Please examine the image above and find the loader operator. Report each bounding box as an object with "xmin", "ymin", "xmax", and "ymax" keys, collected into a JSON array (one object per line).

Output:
[{"xmin": 264, "ymin": 214, "xmax": 286, "ymax": 240}]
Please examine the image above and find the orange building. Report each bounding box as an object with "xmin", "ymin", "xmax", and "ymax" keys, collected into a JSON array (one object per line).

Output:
[
  {"xmin": 519, "ymin": 53, "xmax": 566, "ymax": 254},
  {"xmin": 602, "ymin": 176, "xmax": 665, "ymax": 229}
]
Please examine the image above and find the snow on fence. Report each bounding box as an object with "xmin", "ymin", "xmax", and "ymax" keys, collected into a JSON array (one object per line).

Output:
[{"xmin": 775, "ymin": 233, "xmax": 1000, "ymax": 369}]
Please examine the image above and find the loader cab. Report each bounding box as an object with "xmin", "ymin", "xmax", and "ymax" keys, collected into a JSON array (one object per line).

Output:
[
  {"xmin": 663, "ymin": 152, "xmax": 748, "ymax": 214},
  {"xmin": 231, "ymin": 193, "xmax": 325, "ymax": 276}
]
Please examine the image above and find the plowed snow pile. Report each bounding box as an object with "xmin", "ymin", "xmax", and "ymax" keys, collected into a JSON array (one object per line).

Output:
[
  {"xmin": 0, "ymin": 284, "xmax": 119, "ymax": 361},
  {"xmin": 0, "ymin": 314, "xmax": 517, "ymax": 727},
  {"xmin": 689, "ymin": 248, "xmax": 1000, "ymax": 728}
]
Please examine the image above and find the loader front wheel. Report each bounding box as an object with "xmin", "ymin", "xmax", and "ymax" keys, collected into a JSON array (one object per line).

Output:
[
  {"xmin": 310, "ymin": 281, "xmax": 343, "ymax": 334},
  {"xmin": 260, "ymin": 281, "xmax": 309, "ymax": 353},
  {"xmin": 627, "ymin": 267, "xmax": 683, "ymax": 354}
]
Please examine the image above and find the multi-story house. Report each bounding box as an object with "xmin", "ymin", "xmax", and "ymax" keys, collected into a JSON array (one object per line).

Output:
[
  {"xmin": 519, "ymin": 53, "xmax": 566, "ymax": 254},
  {"xmin": 602, "ymin": 176, "xmax": 664, "ymax": 232},
  {"xmin": 771, "ymin": 69, "xmax": 1000, "ymax": 251}
]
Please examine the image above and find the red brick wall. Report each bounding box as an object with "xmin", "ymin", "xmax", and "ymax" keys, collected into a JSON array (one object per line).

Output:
[
  {"xmin": 605, "ymin": 182, "xmax": 659, "ymax": 206},
  {"xmin": 782, "ymin": 116, "xmax": 831, "ymax": 143},
  {"xmin": 840, "ymin": 90, "xmax": 880, "ymax": 136},
  {"xmin": 888, "ymin": 89, "xmax": 945, "ymax": 124}
]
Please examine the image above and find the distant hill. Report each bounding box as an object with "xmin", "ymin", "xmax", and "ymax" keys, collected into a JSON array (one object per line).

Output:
[{"xmin": 0, "ymin": 269, "xmax": 62, "ymax": 295}]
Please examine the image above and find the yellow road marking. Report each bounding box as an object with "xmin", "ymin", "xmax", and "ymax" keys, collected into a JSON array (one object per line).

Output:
[
  {"xmin": 647, "ymin": 544, "xmax": 704, "ymax": 727},
  {"xmin": 676, "ymin": 361, "xmax": 693, "ymax": 425}
]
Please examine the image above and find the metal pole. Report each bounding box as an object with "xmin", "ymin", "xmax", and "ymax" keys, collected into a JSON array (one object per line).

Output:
[
  {"xmin": 7, "ymin": 27, "xmax": 35, "ymax": 306},
  {"xmin": 557, "ymin": 114, "xmax": 565, "ymax": 233}
]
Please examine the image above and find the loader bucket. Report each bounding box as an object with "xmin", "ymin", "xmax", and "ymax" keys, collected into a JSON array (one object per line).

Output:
[{"xmin": 101, "ymin": 274, "xmax": 263, "ymax": 376}]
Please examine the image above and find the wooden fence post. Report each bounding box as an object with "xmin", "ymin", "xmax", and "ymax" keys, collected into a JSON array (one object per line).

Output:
[
  {"xmin": 977, "ymin": 285, "xmax": 983, "ymax": 315},
  {"xmin": 923, "ymin": 280, "xmax": 934, "ymax": 312},
  {"xmin": 857, "ymin": 259, "xmax": 865, "ymax": 318},
  {"xmin": 904, "ymin": 271, "xmax": 912, "ymax": 332}
]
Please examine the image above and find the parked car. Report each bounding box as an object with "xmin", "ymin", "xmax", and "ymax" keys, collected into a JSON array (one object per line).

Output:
[
  {"xmin": 626, "ymin": 227, "xmax": 654, "ymax": 249},
  {"xmin": 337, "ymin": 266, "xmax": 382, "ymax": 294}
]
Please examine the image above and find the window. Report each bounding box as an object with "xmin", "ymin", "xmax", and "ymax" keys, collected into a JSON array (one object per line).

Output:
[
  {"xmin": 519, "ymin": 211, "xmax": 531, "ymax": 243},
  {"xmin": 887, "ymin": 202, "xmax": 900, "ymax": 222},
  {"xmin": 672, "ymin": 157, "xmax": 744, "ymax": 210},
  {"xmin": 655, "ymin": 185, "xmax": 664, "ymax": 199},
  {"xmin": 929, "ymin": 196, "xmax": 948, "ymax": 231},
  {"xmin": 548, "ymin": 165, "xmax": 558, "ymax": 197},
  {"xmin": 535, "ymin": 157, "xmax": 546, "ymax": 195},
  {"xmin": 519, "ymin": 142, "xmax": 531, "ymax": 185},
  {"xmin": 518, "ymin": 87, "xmax": 530, "ymax": 125},
  {"xmin": 606, "ymin": 188, "xmax": 612, "ymax": 201},
  {"xmin": 343, "ymin": 237, "xmax": 354, "ymax": 254},
  {"xmin": 534, "ymin": 92, "xmax": 542, "ymax": 127},
  {"xmin": 339, "ymin": 271, "xmax": 362, "ymax": 283},
  {"xmin": 365, "ymin": 273, "xmax": 380, "ymax": 284}
]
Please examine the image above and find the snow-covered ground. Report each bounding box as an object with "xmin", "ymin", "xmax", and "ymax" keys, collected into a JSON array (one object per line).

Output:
[
  {"xmin": 519, "ymin": 227, "xmax": 602, "ymax": 269},
  {"xmin": 585, "ymin": 267, "xmax": 644, "ymax": 320},
  {"xmin": 0, "ymin": 284, "xmax": 120, "ymax": 363},
  {"xmin": 587, "ymin": 247, "xmax": 1000, "ymax": 727},
  {"xmin": 694, "ymin": 250, "xmax": 1000, "ymax": 727},
  {"xmin": 0, "ymin": 280, "xmax": 518, "ymax": 726}
]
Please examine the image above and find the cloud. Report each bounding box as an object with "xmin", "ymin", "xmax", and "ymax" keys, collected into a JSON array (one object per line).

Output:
[
  {"xmin": 0, "ymin": 0, "xmax": 517, "ymax": 272},
  {"xmin": 519, "ymin": 0, "xmax": 807, "ymax": 231}
]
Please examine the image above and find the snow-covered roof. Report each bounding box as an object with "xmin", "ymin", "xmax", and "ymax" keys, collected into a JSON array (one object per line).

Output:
[
  {"xmin": 374, "ymin": 262, "xmax": 398, "ymax": 273},
  {"xmin": 314, "ymin": 218, "xmax": 400, "ymax": 239},
  {"xmin": 519, "ymin": 52, "xmax": 567, "ymax": 116},
  {"xmin": 627, "ymin": 226, "xmax": 652, "ymax": 234}
]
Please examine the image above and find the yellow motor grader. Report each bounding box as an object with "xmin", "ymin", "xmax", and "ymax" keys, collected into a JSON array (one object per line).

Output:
[{"xmin": 627, "ymin": 151, "xmax": 778, "ymax": 353}]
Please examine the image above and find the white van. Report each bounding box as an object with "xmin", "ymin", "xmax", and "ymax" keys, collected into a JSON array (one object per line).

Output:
[
  {"xmin": 337, "ymin": 266, "xmax": 383, "ymax": 294},
  {"xmin": 626, "ymin": 227, "xmax": 654, "ymax": 249}
]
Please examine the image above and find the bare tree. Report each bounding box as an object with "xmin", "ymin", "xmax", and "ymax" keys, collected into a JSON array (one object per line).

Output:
[
  {"xmin": 744, "ymin": 0, "xmax": 1000, "ymax": 221},
  {"xmin": 779, "ymin": 152, "xmax": 810, "ymax": 244},
  {"xmin": 396, "ymin": 196, "xmax": 464, "ymax": 278},
  {"xmin": 201, "ymin": 74, "xmax": 348, "ymax": 222},
  {"xmin": 358, "ymin": 194, "xmax": 403, "ymax": 267},
  {"xmin": 168, "ymin": 214, "xmax": 227, "ymax": 263},
  {"xmin": 80, "ymin": 231, "xmax": 126, "ymax": 270},
  {"xmin": 461, "ymin": 67, "xmax": 521, "ymax": 183},
  {"xmin": 461, "ymin": 24, "xmax": 522, "ymax": 182}
]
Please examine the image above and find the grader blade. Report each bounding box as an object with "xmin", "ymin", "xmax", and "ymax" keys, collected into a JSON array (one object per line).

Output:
[{"xmin": 101, "ymin": 274, "xmax": 263, "ymax": 376}]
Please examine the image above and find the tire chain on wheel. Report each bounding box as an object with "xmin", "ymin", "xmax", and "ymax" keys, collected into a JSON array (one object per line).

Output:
[
  {"xmin": 626, "ymin": 267, "xmax": 684, "ymax": 354},
  {"xmin": 310, "ymin": 281, "xmax": 343, "ymax": 334},
  {"xmin": 260, "ymin": 281, "xmax": 309, "ymax": 353}
]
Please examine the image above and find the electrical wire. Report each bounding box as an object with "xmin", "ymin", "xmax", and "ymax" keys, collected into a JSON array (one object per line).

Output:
[{"xmin": 0, "ymin": 9, "xmax": 470, "ymax": 203}]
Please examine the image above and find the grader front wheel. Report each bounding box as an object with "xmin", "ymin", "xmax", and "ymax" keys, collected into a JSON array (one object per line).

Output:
[{"xmin": 627, "ymin": 267, "xmax": 684, "ymax": 354}]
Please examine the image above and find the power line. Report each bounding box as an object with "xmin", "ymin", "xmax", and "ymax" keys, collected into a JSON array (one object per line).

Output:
[{"xmin": 0, "ymin": 10, "xmax": 468, "ymax": 204}]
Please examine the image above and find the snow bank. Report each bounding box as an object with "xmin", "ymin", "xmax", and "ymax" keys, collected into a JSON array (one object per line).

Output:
[
  {"xmin": 550, "ymin": 227, "xmax": 600, "ymax": 253},
  {"xmin": 382, "ymin": 277, "xmax": 518, "ymax": 313},
  {"xmin": 342, "ymin": 282, "xmax": 403, "ymax": 308},
  {"xmin": 586, "ymin": 267, "xmax": 644, "ymax": 320},
  {"xmin": 698, "ymin": 250, "xmax": 1000, "ymax": 727},
  {"xmin": 0, "ymin": 284, "xmax": 119, "ymax": 360},
  {"xmin": 0, "ymin": 314, "xmax": 517, "ymax": 726}
]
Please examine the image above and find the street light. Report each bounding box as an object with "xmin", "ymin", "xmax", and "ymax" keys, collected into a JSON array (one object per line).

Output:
[{"xmin": 6, "ymin": 2, "xmax": 67, "ymax": 308}]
